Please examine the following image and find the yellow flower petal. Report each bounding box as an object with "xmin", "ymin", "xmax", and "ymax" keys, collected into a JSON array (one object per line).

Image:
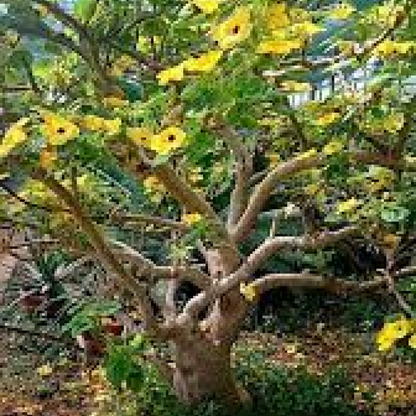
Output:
[
  {"xmin": 190, "ymin": 0, "xmax": 220, "ymax": 14},
  {"xmin": 82, "ymin": 115, "xmax": 106, "ymax": 131},
  {"xmin": 316, "ymin": 112, "xmax": 341, "ymax": 126},
  {"xmin": 182, "ymin": 212, "xmax": 202, "ymax": 226},
  {"xmin": 373, "ymin": 41, "xmax": 415, "ymax": 58},
  {"xmin": 103, "ymin": 96, "xmax": 129, "ymax": 108},
  {"xmin": 336, "ymin": 198, "xmax": 359, "ymax": 215},
  {"xmin": 266, "ymin": 152, "xmax": 281, "ymax": 167},
  {"xmin": 41, "ymin": 113, "xmax": 79, "ymax": 146},
  {"xmin": 40, "ymin": 146, "xmax": 58, "ymax": 169},
  {"xmin": 329, "ymin": 2, "xmax": 355, "ymax": 20},
  {"xmin": 150, "ymin": 126, "xmax": 186, "ymax": 155},
  {"xmin": 280, "ymin": 81, "xmax": 311, "ymax": 92},
  {"xmin": 383, "ymin": 112, "xmax": 405, "ymax": 133},
  {"xmin": 292, "ymin": 22, "xmax": 325, "ymax": 38},
  {"xmin": 211, "ymin": 6, "xmax": 252, "ymax": 50},
  {"xmin": 183, "ymin": 50, "xmax": 223, "ymax": 73},
  {"xmin": 240, "ymin": 282, "xmax": 256, "ymax": 302},
  {"xmin": 0, "ymin": 117, "xmax": 30, "ymax": 158},
  {"xmin": 257, "ymin": 39, "xmax": 303, "ymax": 55},
  {"xmin": 37, "ymin": 363, "xmax": 53, "ymax": 377},
  {"xmin": 295, "ymin": 148, "xmax": 318, "ymax": 162},
  {"xmin": 102, "ymin": 118, "xmax": 121, "ymax": 136},
  {"xmin": 157, "ymin": 64, "xmax": 185, "ymax": 86},
  {"xmin": 408, "ymin": 333, "xmax": 416, "ymax": 349},
  {"xmin": 323, "ymin": 140, "xmax": 344, "ymax": 156},
  {"xmin": 266, "ymin": 3, "xmax": 290, "ymax": 31},
  {"xmin": 126, "ymin": 127, "xmax": 153, "ymax": 148}
]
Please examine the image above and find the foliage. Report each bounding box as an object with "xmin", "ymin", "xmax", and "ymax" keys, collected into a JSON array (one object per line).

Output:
[
  {"xmin": 62, "ymin": 299, "xmax": 121, "ymax": 337},
  {"xmin": 1, "ymin": 0, "xmax": 416, "ymax": 405}
]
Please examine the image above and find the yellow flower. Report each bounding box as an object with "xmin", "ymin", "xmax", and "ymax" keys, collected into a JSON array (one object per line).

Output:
[
  {"xmin": 337, "ymin": 40, "xmax": 357, "ymax": 56},
  {"xmin": 316, "ymin": 112, "xmax": 341, "ymax": 126},
  {"xmin": 40, "ymin": 146, "xmax": 58, "ymax": 169},
  {"xmin": 37, "ymin": 363, "xmax": 53, "ymax": 377},
  {"xmin": 266, "ymin": 2, "xmax": 290, "ymax": 31},
  {"xmin": 188, "ymin": 167, "xmax": 204, "ymax": 183},
  {"xmin": 102, "ymin": 118, "xmax": 121, "ymax": 136},
  {"xmin": 126, "ymin": 127, "xmax": 153, "ymax": 148},
  {"xmin": 376, "ymin": 318, "xmax": 412, "ymax": 352},
  {"xmin": 376, "ymin": 330, "xmax": 396, "ymax": 352},
  {"xmin": 409, "ymin": 333, "xmax": 416, "ymax": 349},
  {"xmin": 390, "ymin": 317, "xmax": 411, "ymax": 339},
  {"xmin": 295, "ymin": 148, "xmax": 318, "ymax": 162},
  {"xmin": 329, "ymin": 2, "xmax": 355, "ymax": 20},
  {"xmin": 382, "ymin": 233, "xmax": 400, "ymax": 249},
  {"xmin": 183, "ymin": 50, "xmax": 223, "ymax": 73},
  {"xmin": 280, "ymin": 81, "xmax": 311, "ymax": 92},
  {"xmin": 304, "ymin": 183, "xmax": 319, "ymax": 196},
  {"xmin": 109, "ymin": 55, "xmax": 136, "ymax": 76},
  {"xmin": 103, "ymin": 96, "xmax": 129, "ymax": 108},
  {"xmin": 151, "ymin": 126, "xmax": 186, "ymax": 155},
  {"xmin": 366, "ymin": 166, "xmax": 394, "ymax": 193},
  {"xmin": 291, "ymin": 22, "xmax": 325, "ymax": 38},
  {"xmin": 42, "ymin": 113, "xmax": 80, "ymax": 145},
  {"xmin": 190, "ymin": 0, "xmax": 220, "ymax": 14},
  {"xmin": 34, "ymin": 4, "xmax": 48, "ymax": 17},
  {"xmin": 0, "ymin": 117, "xmax": 30, "ymax": 158},
  {"xmin": 182, "ymin": 212, "xmax": 202, "ymax": 226},
  {"xmin": 373, "ymin": 41, "xmax": 415, "ymax": 58},
  {"xmin": 143, "ymin": 176, "xmax": 166, "ymax": 203},
  {"xmin": 143, "ymin": 176, "xmax": 163, "ymax": 191},
  {"xmin": 257, "ymin": 39, "xmax": 303, "ymax": 55},
  {"xmin": 157, "ymin": 64, "xmax": 185, "ymax": 86},
  {"xmin": 383, "ymin": 112, "xmax": 405, "ymax": 133},
  {"xmin": 266, "ymin": 152, "xmax": 281, "ymax": 167},
  {"xmin": 284, "ymin": 343, "xmax": 298, "ymax": 354},
  {"xmin": 323, "ymin": 139, "xmax": 344, "ymax": 156},
  {"xmin": 336, "ymin": 198, "xmax": 359, "ymax": 214},
  {"xmin": 240, "ymin": 282, "xmax": 256, "ymax": 302},
  {"xmin": 288, "ymin": 7, "xmax": 310, "ymax": 23},
  {"xmin": 211, "ymin": 6, "xmax": 252, "ymax": 50},
  {"xmin": 82, "ymin": 115, "xmax": 106, "ymax": 132}
]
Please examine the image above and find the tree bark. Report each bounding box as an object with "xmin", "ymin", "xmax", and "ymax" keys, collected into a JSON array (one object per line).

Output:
[{"xmin": 172, "ymin": 332, "xmax": 251, "ymax": 406}]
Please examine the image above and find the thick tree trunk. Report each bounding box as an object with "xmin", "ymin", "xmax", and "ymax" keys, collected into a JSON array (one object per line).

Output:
[{"xmin": 172, "ymin": 333, "xmax": 250, "ymax": 406}]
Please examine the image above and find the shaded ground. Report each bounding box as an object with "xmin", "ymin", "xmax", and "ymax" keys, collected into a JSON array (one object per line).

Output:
[
  {"xmin": 0, "ymin": 251, "xmax": 415, "ymax": 416},
  {"xmin": 1, "ymin": 326, "xmax": 415, "ymax": 416},
  {"xmin": 235, "ymin": 329, "xmax": 416, "ymax": 415}
]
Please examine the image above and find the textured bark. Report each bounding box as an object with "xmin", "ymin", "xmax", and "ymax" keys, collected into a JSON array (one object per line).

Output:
[{"xmin": 172, "ymin": 332, "xmax": 250, "ymax": 406}]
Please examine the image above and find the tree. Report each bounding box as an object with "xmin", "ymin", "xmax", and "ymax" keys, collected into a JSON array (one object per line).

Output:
[{"xmin": 1, "ymin": 0, "xmax": 416, "ymax": 406}]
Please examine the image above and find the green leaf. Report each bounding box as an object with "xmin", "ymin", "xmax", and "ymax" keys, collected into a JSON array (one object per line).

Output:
[
  {"xmin": 74, "ymin": 0, "xmax": 98, "ymax": 23},
  {"xmin": 380, "ymin": 206, "xmax": 410, "ymax": 223},
  {"xmin": 152, "ymin": 153, "xmax": 170, "ymax": 167}
]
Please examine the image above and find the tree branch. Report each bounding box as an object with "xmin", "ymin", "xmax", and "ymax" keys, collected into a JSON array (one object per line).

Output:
[
  {"xmin": 231, "ymin": 150, "xmax": 414, "ymax": 243},
  {"xmin": 32, "ymin": 168, "xmax": 164, "ymax": 337},
  {"xmin": 109, "ymin": 238, "xmax": 211, "ymax": 289},
  {"xmin": 179, "ymin": 226, "xmax": 357, "ymax": 321},
  {"xmin": 111, "ymin": 212, "xmax": 190, "ymax": 233},
  {"xmin": 251, "ymin": 273, "xmax": 388, "ymax": 295}
]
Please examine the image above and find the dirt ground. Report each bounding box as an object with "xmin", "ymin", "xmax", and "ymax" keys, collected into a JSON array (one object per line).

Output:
[{"xmin": 0, "ymin": 326, "xmax": 415, "ymax": 416}]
